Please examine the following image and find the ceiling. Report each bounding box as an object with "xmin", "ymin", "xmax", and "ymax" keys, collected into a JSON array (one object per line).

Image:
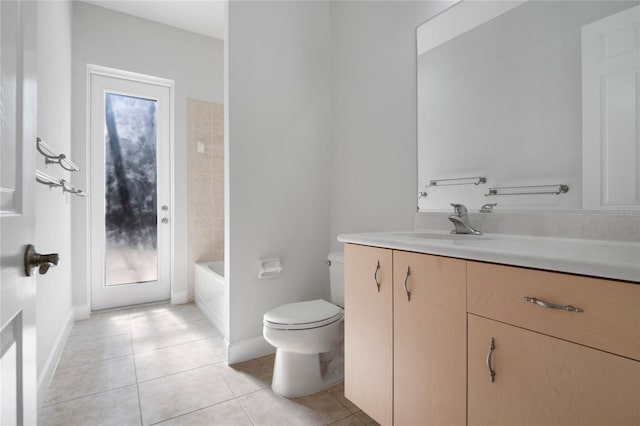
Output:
[{"xmin": 83, "ymin": 1, "xmax": 225, "ymax": 40}]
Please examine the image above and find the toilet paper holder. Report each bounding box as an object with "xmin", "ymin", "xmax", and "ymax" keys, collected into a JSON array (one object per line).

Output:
[{"xmin": 258, "ymin": 258, "xmax": 283, "ymax": 279}]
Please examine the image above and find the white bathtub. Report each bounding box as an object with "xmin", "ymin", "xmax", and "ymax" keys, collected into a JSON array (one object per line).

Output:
[{"xmin": 195, "ymin": 261, "xmax": 226, "ymax": 336}]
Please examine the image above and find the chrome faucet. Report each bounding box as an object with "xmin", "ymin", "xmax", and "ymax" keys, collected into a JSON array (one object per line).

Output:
[{"xmin": 449, "ymin": 203, "xmax": 482, "ymax": 235}]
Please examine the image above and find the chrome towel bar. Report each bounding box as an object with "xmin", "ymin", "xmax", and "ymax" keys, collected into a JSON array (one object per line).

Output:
[
  {"xmin": 427, "ymin": 176, "xmax": 486, "ymax": 187},
  {"xmin": 485, "ymin": 184, "xmax": 569, "ymax": 196}
]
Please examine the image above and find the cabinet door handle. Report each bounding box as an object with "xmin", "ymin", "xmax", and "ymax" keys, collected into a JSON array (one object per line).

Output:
[
  {"xmin": 486, "ymin": 337, "xmax": 496, "ymax": 383},
  {"xmin": 523, "ymin": 297, "xmax": 584, "ymax": 313},
  {"xmin": 403, "ymin": 266, "xmax": 411, "ymax": 302},
  {"xmin": 374, "ymin": 261, "xmax": 381, "ymax": 292}
]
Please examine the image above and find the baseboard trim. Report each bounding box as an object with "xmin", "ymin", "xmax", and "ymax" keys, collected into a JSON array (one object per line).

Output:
[
  {"xmin": 73, "ymin": 303, "xmax": 91, "ymax": 321},
  {"xmin": 37, "ymin": 308, "xmax": 74, "ymax": 410},
  {"xmin": 226, "ymin": 335, "xmax": 275, "ymax": 365},
  {"xmin": 195, "ymin": 295, "xmax": 225, "ymax": 336},
  {"xmin": 171, "ymin": 289, "xmax": 188, "ymax": 305}
]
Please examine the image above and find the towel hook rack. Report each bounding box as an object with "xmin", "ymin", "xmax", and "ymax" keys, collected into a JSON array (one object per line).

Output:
[
  {"xmin": 36, "ymin": 137, "xmax": 80, "ymax": 172},
  {"xmin": 35, "ymin": 170, "xmax": 88, "ymax": 197}
]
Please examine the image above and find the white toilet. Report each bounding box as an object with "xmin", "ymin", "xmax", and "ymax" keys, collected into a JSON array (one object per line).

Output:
[{"xmin": 263, "ymin": 252, "xmax": 345, "ymax": 398}]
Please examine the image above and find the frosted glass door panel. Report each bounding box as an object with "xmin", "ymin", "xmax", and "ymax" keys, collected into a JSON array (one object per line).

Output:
[
  {"xmin": 104, "ymin": 93, "xmax": 158, "ymax": 286},
  {"xmin": 90, "ymin": 69, "xmax": 172, "ymax": 310}
]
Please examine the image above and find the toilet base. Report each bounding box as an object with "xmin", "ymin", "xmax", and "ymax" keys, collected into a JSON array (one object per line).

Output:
[{"xmin": 271, "ymin": 349, "xmax": 343, "ymax": 398}]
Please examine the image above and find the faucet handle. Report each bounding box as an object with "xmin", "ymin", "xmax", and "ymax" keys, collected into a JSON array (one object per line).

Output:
[{"xmin": 450, "ymin": 203, "xmax": 467, "ymax": 216}]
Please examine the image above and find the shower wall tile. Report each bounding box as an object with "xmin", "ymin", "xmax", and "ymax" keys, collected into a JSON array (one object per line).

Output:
[{"xmin": 187, "ymin": 99, "xmax": 224, "ymax": 299}]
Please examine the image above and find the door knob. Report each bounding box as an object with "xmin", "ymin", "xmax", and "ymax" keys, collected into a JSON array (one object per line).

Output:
[
  {"xmin": 24, "ymin": 244, "xmax": 59, "ymax": 276},
  {"xmin": 162, "ymin": 218, "xmax": 169, "ymax": 224}
]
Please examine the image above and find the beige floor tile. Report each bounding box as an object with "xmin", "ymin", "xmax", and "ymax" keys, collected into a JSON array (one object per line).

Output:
[
  {"xmin": 329, "ymin": 415, "xmax": 366, "ymax": 426},
  {"xmin": 217, "ymin": 354, "xmax": 274, "ymax": 397},
  {"xmin": 326, "ymin": 383, "xmax": 359, "ymax": 414},
  {"xmin": 130, "ymin": 309, "xmax": 193, "ymax": 332},
  {"xmin": 58, "ymin": 333, "xmax": 133, "ymax": 369},
  {"xmin": 66, "ymin": 317, "xmax": 131, "ymax": 346},
  {"xmin": 138, "ymin": 364, "xmax": 234, "ymax": 425},
  {"xmin": 135, "ymin": 337, "xmax": 226, "ymax": 382},
  {"xmin": 156, "ymin": 399, "xmax": 252, "ymax": 426},
  {"xmin": 128, "ymin": 302, "xmax": 191, "ymax": 316},
  {"xmin": 131, "ymin": 320, "xmax": 218, "ymax": 353},
  {"xmin": 353, "ymin": 411, "xmax": 380, "ymax": 426},
  {"xmin": 39, "ymin": 385, "xmax": 141, "ymax": 426},
  {"xmin": 45, "ymin": 355, "xmax": 137, "ymax": 405},
  {"xmin": 89, "ymin": 309, "xmax": 131, "ymax": 323},
  {"xmin": 176, "ymin": 305, "xmax": 206, "ymax": 323},
  {"xmin": 239, "ymin": 388, "xmax": 351, "ymax": 426}
]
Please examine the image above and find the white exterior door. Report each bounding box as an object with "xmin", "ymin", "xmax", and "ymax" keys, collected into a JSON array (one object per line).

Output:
[
  {"xmin": 89, "ymin": 68, "xmax": 173, "ymax": 310},
  {"xmin": 1, "ymin": 1, "xmax": 38, "ymax": 424},
  {"xmin": 582, "ymin": 5, "xmax": 640, "ymax": 209}
]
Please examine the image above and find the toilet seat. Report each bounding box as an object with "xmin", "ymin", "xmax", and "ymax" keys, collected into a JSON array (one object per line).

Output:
[{"xmin": 264, "ymin": 299, "xmax": 343, "ymax": 330}]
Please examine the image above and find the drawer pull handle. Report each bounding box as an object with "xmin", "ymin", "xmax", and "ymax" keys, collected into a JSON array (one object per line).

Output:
[
  {"xmin": 403, "ymin": 266, "xmax": 411, "ymax": 302},
  {"xmin": 374, "ymin": 261, "xmax": 381, "ymax": 292},
  {"xmin": 524, "ymin": 297, "xmax": 584, "ymax": 313},
  {"xmin": 487, "ymin": 337, "xmax": 496, "ymax": 383}
]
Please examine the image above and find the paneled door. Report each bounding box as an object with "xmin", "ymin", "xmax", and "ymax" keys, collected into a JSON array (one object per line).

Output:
[
  {"xmin": 1, "ymin": 1, "xmax": 38, "ymax": 424},
  {"xmin": 89, "ymin": 67, "xmax": 173, "ymax": 310},
  {"xmin": 582, "ymin": 5, "xmax": 640, "ymax": 209}
]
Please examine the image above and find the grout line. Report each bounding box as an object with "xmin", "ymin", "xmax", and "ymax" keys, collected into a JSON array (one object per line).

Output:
[
  {"xmin": 145, "ymin": 396, "xmax": 239, "ymax": 426},
  {"xmin": 50, "ymin": 352, "xmax": 135, "ymax": 375},
  {"xmin": 136, "ymin": 360, "xmax": 227, "ymax": 385},
  {"xmin": 132, "ymin": 333, "xmax": 222, "ymax": 356},
  {"xmin": 234, "ymin": 393, "xmax": 257, "ymax": 426},
  {"xmin": 130, "ymin": 319, "xmax": 145, "ymax": 426},
  {"xmin": 130, "ymin": 318, "xmax": 216, "ymax": 337},
  {"xmin": 40, "ymin": 382, "xmax": 137, "ymax": 408},
  {"xmin": 55, "ymin": 351, "xmax": 134, "ymax": 371}
]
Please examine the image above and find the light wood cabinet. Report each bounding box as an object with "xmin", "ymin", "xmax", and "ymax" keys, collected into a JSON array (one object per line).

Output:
[
  {"xmin": 344, "ymin": 243, "xmax": 640, "ymax": 425},
  {"xmin": 467, "ymin": 261, "xmax": 640, "ymax": 361},
  {"xmin": 468, "ymin": 314, "xmax": 640, "ymax": 426},
  {"xmin": 393, "ymin": 251, "xmax": 466, "ymax": 426},
  {"xmin": 344, "ymin": 244, "xmax": 393, "ymax": 426},
  {"xmin": 345, "ymin": 244, "xmax": 466, "ymax": 426}
]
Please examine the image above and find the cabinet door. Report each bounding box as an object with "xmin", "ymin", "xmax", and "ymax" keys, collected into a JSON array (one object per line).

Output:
[
  {"xmin": 393, "ymin": 251, "xmax": 466, "ymax": 426},
  {"xmin": 468, "ymin": 314, "xmax": 640, "ymax": 426},
  {"xmin": 344, "ymin": 244, "xmax": 393, "ymax": 425}
]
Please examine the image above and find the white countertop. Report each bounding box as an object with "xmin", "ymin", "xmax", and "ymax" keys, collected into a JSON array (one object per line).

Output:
[{"xmin": 337, "ymin": 230, "xmax": 640, "ymax": 283}]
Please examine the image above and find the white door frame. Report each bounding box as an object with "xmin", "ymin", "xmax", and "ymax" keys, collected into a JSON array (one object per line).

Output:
[{"xmin": 86, "ymin": 64, "xmax": 175, "ymax": 310}]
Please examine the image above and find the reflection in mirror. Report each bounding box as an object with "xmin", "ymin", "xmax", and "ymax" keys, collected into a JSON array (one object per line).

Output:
[{"xmin": 417, "ymin": 1, "xmax": 639, "ymax": 211}]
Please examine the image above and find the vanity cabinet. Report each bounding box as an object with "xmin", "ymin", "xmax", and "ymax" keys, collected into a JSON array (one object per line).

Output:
[
  {"xmin": 344, "ymin": 242, "xmax": 640, "ymax": 425},
  {"xmin": 344, "ymin": 244, "xmax": 466, "ymax": 426}
]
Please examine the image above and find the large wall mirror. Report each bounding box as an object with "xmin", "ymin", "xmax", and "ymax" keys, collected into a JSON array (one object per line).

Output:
[{"xmin": 417, "ymin": 0, "xmax": 639, "ymax": 211}]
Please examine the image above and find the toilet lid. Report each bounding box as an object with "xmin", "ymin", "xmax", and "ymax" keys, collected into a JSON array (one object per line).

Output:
[{"xmin": 264, "ymin": 299, "xmax": 343, "ymax": 330}]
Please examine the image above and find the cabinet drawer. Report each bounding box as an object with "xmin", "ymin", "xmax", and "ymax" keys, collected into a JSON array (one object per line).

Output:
[{"xmin": 467, "ymin": 261, "xmax": 640, "ymax": 361}]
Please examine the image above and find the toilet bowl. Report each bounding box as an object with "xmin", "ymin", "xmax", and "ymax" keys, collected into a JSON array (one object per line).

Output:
[
  {"xmin": 263, "ymin": 299, "xmax": 344, "ymax": 397},
  {"xmin": 263, "ymin": 252, "xmax": 345, "ymax": 398}
]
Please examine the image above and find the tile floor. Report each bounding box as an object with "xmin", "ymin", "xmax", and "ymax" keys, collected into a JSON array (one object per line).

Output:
[{"xmin": 39, "ymin": 302, "xmax": 378, "ymax": 426}]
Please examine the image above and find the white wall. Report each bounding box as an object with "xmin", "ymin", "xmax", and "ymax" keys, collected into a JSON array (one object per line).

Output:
[
  {"xmin": 35, "ymin": 0, "xmax": 74, "ymax": 406},
  {"xmin": 71, "ymin": 2, "xmax": 224, "ymax": 310},
  {"xmin": 329, "ymin": 1, "xmax": 452, "ymax": 252},
  {"xmin": 226, "ymin": 0, "xmax": 332, "ymax": 362}
]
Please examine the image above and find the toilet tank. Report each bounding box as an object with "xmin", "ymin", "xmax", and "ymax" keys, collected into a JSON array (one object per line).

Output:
[{"xmin": 328, "ymin": 252, "xmax": 345, "ymax": 308}]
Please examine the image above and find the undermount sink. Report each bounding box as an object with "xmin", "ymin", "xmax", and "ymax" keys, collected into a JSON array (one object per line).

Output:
[{"xmin": 391, "ymin": 232, "xmax": 491, "ymax": 241}]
